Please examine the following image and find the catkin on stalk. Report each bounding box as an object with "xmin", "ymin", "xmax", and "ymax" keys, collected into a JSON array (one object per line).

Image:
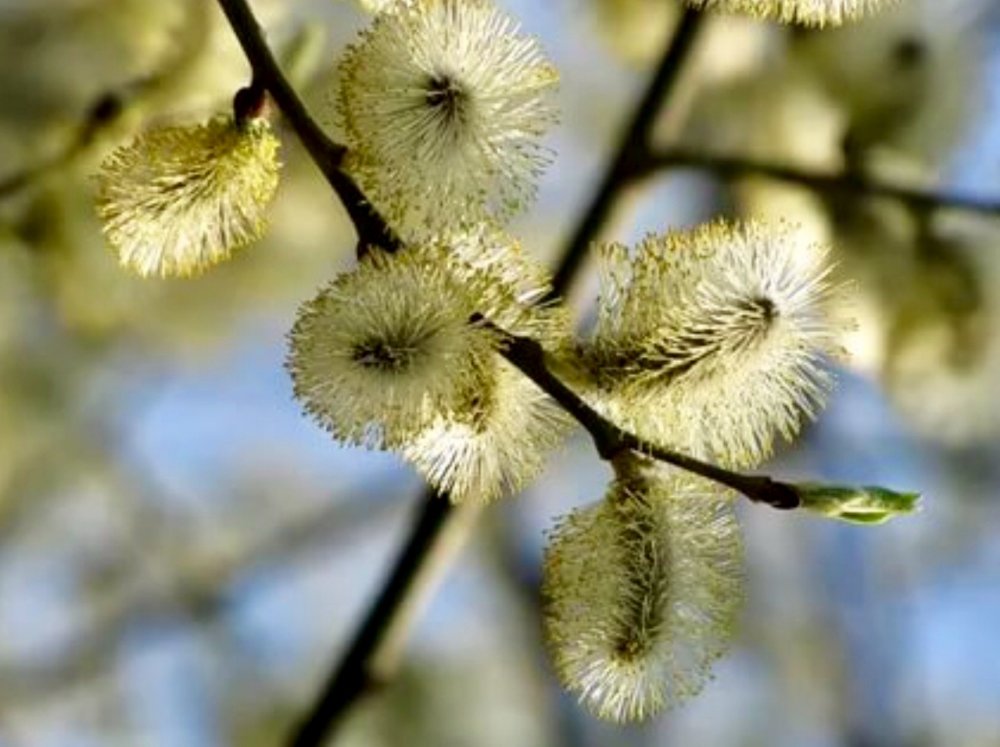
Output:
[
  {"xmin": 287, "ymin": 246, "xmax": 501, "ymax": 449},
  {"xmin": 583, "ymin": 219, "xmax": 844, "ymax": 468},
  {"xmin": 543, "ymin": 460, "xmax": 744, "ymax": 722},
  {"xmin": 687, "ymin": 0, "xmax": 896, "ymax": 26},
  {"xmin": 96, "ymin": 114, "xmax": 280, "ymax": 277},
  {"xmin": 335, "ymin": 0, "xmax": 558, "ymax": 237},
  {"xmin": 403, "ymin": 360, "xmax": 572, "ymax": 503}
]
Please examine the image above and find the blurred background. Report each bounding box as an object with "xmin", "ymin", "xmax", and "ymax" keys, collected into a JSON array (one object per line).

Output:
[{"xmin": 2, "ymin": 0, "xmax": 1000, "ymax": 745}]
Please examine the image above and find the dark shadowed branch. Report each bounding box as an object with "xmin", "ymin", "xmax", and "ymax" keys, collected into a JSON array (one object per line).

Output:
[
  {"xmin": 216, "ymin": 0, "xmax": 402, "ymax": 252},
  {"xmin": 0, "ymin": 490, "xmax": 401, "ymax": 705},
  {"xmin": 549, "ymin": 8, "xmax": 705, "ymax": 297},
  {"xmin": 0, "ymin": 0, "xmax": 212, "ymax": 202},
  {"xmin": 638, "ymin": 149, "xmax": 1000, "ymax": 217},
  {"xmin": 0, "ymin": 90, "xmax": 123, "ymax": 199}
]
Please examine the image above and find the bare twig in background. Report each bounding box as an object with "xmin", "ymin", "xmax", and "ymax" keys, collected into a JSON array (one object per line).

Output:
[
  {"xmin": 638, "ymin": 149, "xmax": 1000, "ymax": 217},
  {"xmin": 547, "ymin": 8, "xmax": 704, "ymax": 299},
  {"xmin": 0, "ymin": 0, "xmax": 212, "ymax": 202},
  {"xmin": 287, "ymin": 496, "xmax": 483, "ymax": 747},
  {"xmin": 0, "ymin": 91, "xmax": 122, "ymax": 199},
  {"xmin": 0, "ymin": 487, "xmax": 401, "ymax": 705}
]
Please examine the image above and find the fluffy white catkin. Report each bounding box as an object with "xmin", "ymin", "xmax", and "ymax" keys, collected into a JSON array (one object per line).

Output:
[
  {"xmin": 95, "ymin": 115, "xmax": 280, "ymax": 277},
  {"xmin": 543, "ymin": 460, "xmax": 744, "ymax": 722},
  {"xmin": 687, "ymin": 0, "xmax": 895, "ymax": 26},
  {"xmin": 584, "ymin": 220, "xmax": 843, "ymax": 468},
  {"xmin": 286, "ymin": 246, "xmax": 500, "ymax": 449},
  {"xmin": 336, "ymin": 0, "xmax": 558, "ymax": 238}
]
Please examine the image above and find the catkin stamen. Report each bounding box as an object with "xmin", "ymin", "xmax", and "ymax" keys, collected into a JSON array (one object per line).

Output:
[
  {"xmin": 287, "ymin": 246, "xmax": 501, "ymax": 449},
  {"xmin": 425, "ymin": 74, "xmax": 469, "ymax": 126},
  {"xmin": 583, "ymin": 220, "xmax": 842, "ymax": 467},
  {"xmin": 685, "ymin": 0, "xmax": 895, "ymax": 27},
  {"xmin": 351, "ymin": 339, "xmax": 423, "ymax": 372},
  {"xmin": 336, "ymin": 0, "xmax": 558, "ymax": 236},
  {"xmin": 95, "ymin": 116, "xmax": 280, "ymax": 277},
  {"xmin": 608, "ymin": 495, "xmax": 671, "ymax": 664}
]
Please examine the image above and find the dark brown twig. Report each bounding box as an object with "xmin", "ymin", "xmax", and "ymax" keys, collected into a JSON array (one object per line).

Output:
[
  {"xmin": 548, "ymin": 8, "xmax": 705, "ymax": 297},
  {"xmin": 485, "ymin": 320, "xmax": 799, "ymax": 510},
  {"xmin": 288, "ymin": 497, "xmax": 468, "ymax": 747},
  {"xmin": 214, "ymin": 3, "xmax": 709, "ymax": 744},
  {"xmin": 216, "ymin": 0, "xmax": 402, "ymax": 252},
  {"xmin": 284, "ymin": 14, "xmax": 713, "ymax": 744}
]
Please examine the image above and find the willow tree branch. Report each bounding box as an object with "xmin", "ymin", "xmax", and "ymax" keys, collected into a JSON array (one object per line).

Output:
[
  {"xmin": 0, "ymin": 489, "xmax": 401, "ymax": 706},
  {"xmin": 549, "ymin": 7, "xmax": 705, "ymax": 297},
  {"xmin": 289, "ymin": 498, "xmax": 484, "ymax": 747},
  {"xmin": 638, "ymin": 149, "xmax": 1000, "ymax": 217},
  {"xmin": 485, "ymin": 322, "xmax": 799, "ymax": 510},
  {"xmin": 284, "ymin": 9, "xmax": 707, "ymax": 747},
  {"xmin": 215, "ymin": 0, "xmax": 402, "ymax": 251},
  {"xmin": 216, "ymin": 1, "xmax": 707, "ymax": 744}
]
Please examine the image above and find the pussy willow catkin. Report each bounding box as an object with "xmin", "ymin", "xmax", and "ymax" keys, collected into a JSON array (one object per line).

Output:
[{"xmin": 543, "ymin": 460, "xmax": 744, "ymax": 722}]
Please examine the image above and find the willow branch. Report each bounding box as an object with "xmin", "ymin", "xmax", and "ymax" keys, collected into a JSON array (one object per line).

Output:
[
  {"xmin": 288, "ymin": 498, "xmax": 483, "ymax": 747},
  {"xmin": 216, "ymin": 1, "xmax": 708, "ymax": 744},
  {"xmin": 215, "ymin": 0, "xmax": 402, "ymax": 251},
  {"xmin": 638, "ymin": 149, "xmax": 1000, "ymax": 217},
  {"xmin": 283, "ymin": 9, "xmax": 707, "ymax": 746},
  {"xmin": 484, "ymin": 321, "xmax": 799, "ymax": 510},
  {"xmin": 549, "ymin": 7, "xmax": 705, "ymax": 297},
  {"xmin": 0, "ymin": 490, "xmax": 400, "ymax": 706}
]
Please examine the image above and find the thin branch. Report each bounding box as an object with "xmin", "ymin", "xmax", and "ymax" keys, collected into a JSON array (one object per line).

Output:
[
  {"xmin": 486, "ymin": 321, "xmax": 799, "ymax": 510},
  {"xmin": 288, "ymin": 498, "xmax": 480, "ymax": 747},
  {"xmin": 549, "ymin": 7, "xmax": 705, "ymax": 297},
  {"xmin": 0, "ymin": 88, "xmax": 137, "ymax": 201},
  {"xmin": 638, "ymin": 149, "xmax": 1000, "ymax": 217},
  {"xmin": 213, "ymin": 2, "xmax": 465, "ymax": 744},
  {"xmin": 215, "ymin": 0, "xmax": 402, "ymax": 252},
  {"xmin": 282, "ymin": 9, "xmax": 709, "ymax": 746}
]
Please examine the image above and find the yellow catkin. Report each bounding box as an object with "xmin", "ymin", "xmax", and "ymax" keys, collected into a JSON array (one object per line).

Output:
[
  {"xmin": 287, "ymin": 246, "xmax": 501, "ymax": 450},
  {"xmin": 584, "ymin": 219, "xmax": 845, "ymax": 468},
  {"xmin": 403, "ymin": 360, "xmax": 573, "ymax": 503},
  {"xmin": 336, "ymin": 0, "xmax": 558, "ymax": 237},
  {"xmin": 543, "ymin": 460, "xmax": 744, "ymax": 722},
  {"xmin": 96, "ymin": 116, "xmax": 280, "ymax": 278}
]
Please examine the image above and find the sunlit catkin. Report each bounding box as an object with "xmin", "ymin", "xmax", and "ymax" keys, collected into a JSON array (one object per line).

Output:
[
  {"xmin": 584, "ymin": 220, "xmax": 843, "ymax": 468},
  {"xmin": 542, "ymin": 459, "xmax": 744, "ymax": 722},
  {"xmin": 686, "ymin": 0, "xmax": 894, "ymax": 26},
  {"xmin": 335, "ymin": 0, "xmax": 558, "ymax": 237},
  {"xmin": 394, "ymin": 228, "xmax": 571, "ymax": 502},
  {"xmin": 352, "ymin": 0, "xmax": 395, "ymax": 12},
  {"xmin": 444, "ymin": 225, "xmax": 572, "ymax": 348},
  {"xmin": 287, "ymin": 246, "xmax": 499, "ymax": 449},
  {"xmin": 95, "ymin": 113, "xmax": 280, "ymax": 277},
  {"xmin": 403, "ymin": 360, "xmax": 572, "ymax": 503}
]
